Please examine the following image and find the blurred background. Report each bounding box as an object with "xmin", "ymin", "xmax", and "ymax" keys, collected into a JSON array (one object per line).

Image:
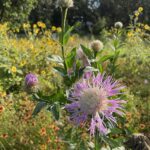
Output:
[{"xmin": 0, "ymin": 0, "xmax": 150, "ymax": 34}]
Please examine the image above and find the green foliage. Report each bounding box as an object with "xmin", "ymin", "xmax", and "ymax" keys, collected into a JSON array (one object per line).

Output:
[{"xmin": 0, "ymin": 0, "xmax": 37, "ymax": 28}]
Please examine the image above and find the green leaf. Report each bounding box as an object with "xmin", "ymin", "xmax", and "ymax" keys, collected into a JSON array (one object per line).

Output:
[
  {"xmin": 80, "ymin": 44, "xmax": 93, "ymax": 59},
  {"xmin": 110, "ymin": 128, "xmax": 122, "ymax": 134},
  {"xmin": 63, "ymin": 26, "xmax": 74, "ymax": 45},
  {"xmin": 98, "ymin": 55, "xmax": 114, "ymax": 63},
  {"xmin": 66, "ymin": 48, "xmax": 76, "ymax": 68},
  {"xmin": 84, "ymin": 66, "xmax": 99, "ymax": 72},
  {"xmin": 49, "ymin": 103, "xmax": 60, "ymax": 120},
  {"xmin": 53, "ymin": 66, "xmax": 66, "ymax": 76},
  {"xmin": 32, "ymin": 102, "xmax": 47, "ymax": 116},
  {"xmin": 47, "ymin": 55, "xmax": 63, "ymax": 64},
  {"xmin": 97, "ymin": 63, "xmax": 103, "ymax": 73}
]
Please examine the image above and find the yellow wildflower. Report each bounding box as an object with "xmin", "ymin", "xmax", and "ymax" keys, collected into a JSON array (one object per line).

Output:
[
  {"xmin": 41, "ymin": 70, "xmax": 46, "ymax": 75},
  {"xmin": 28, "ymin": 32, "xmax": 32, "ymax": 36},
  {"xmin": 16, "ymin": 28, "xmax": 20, "ymax": 33},
  {"xmin": 30, "ymin": 44, "xmax": 34, "ymax": 50},
  {"xmin": 135, "ymin": 28, "xmax": 141, "ymax": 33},
  {"xmin": 33, "ymin": 24, "xmax": 37, "ymax": 28},
  {"xmin": 127, "ymin": 32, "xmax": 134, "ymax": 37},
  {"xmin": 1, "ymin": 91, "xmax": 6, "ymax": 97},
  {"xmin": 34, "ymin": 28, "xmax": 40, "ymax": 34},
  {"xmin": 23, "ymin": 23, "xmax": 30, "ymax": 29},
  {"xmin": 11, "ymin": 66, "xmax": 17, "ymax": 73},
  {"xmin": 52, "ymin": 26, "xmax": 56, "ymax": 31},
  {"xmin": 40, "ymin": 144, "xmax": 47, "ymax": 150},
  {"xmin": 41, "ymin": 23, "xmax": 46, "ymax": 29},
  {"xmin": 37, "ymin": 22, "xmax": 46, "ymax": 28},
  {"xmin": 56, "ymin": 27, "xmax": 62, "ymax": 33},
  {"xmin": 20, "ymin": 60, "xmax": 26, "ymax": 67},
  {"xmin": 44, "ymin": 30, "xmax": 51, "ymax": 36},
  {"xmin": 69, "ymin": 36, "xmax": 74, "ymax": 42},
  {"xmin": 138, "ymin": 7, "xmax": 143, "ymax": 12},
  {"xmin": 135, "ymin": 11, "xmax": 140, "ymax": 17},
  {"xmin": 144, "ymin": 24, "xmax": 150, "ymax": 30}
]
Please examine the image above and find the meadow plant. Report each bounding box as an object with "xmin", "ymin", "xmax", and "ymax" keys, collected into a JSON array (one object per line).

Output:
[
  {"xmin": 66, "ymin": 73, "xmax": 125, "ymax": 148},
  {"xmin": 30, "ymin": 0, "xmax": 127, "ymax": 149}
]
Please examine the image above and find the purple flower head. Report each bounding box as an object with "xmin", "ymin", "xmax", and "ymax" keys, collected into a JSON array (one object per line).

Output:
[
  {"xmin": 65, "ymin": 73, "xmax": 126, "ymax": 136},
  {"xmin": 25, "ymin": 73, "xmax": 38, "ymax": 87}
]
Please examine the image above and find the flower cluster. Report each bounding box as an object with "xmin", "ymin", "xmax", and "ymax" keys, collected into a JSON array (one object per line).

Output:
[{"xmin": 66, "ymin": 73, "xmax": 125, "ymax": 136}]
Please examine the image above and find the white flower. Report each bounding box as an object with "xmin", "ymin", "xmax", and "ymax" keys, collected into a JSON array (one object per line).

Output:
[
  {"xmin": 114, "ymin": 21, "xmax": 123, "ymax": 29},
  {"xmin": 56, "ymin": 0, "xmax": 74, "ymax": 8},
  {"xmin": 91, "ymin": 40, "xmax": 104, "ymax": 52}
]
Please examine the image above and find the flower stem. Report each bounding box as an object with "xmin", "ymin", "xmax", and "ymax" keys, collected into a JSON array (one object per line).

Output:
[
  {"xmin": 61, "ymin": 8, "xmax": 68, "ymax": 71},
  {"xmin": 95, "ymin": 130, "xmax": 100, "ymax": 150}
]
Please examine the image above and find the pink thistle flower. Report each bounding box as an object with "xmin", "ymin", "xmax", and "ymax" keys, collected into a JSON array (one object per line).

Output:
[
  {"xmin": 65, "ymin": 73, "xmax": 126, "ymax": 136},
  {"xmin": 25, "ymin": 73, "xmax": 38, "ymax": 88}
]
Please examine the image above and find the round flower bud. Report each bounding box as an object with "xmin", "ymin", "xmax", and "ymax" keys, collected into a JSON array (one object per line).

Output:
[
  {"xmin": 114, "ymin": 21, "xmax": 123, "ymax": 29},
  {"xmin": 56, "ymin": 0, "xmax": 74, "ymax": 8},
  {"xmin": 91, "ymin": 40, "xmax": 104, "ymax": 52},
  {"xmin": 25, "ymin": 73, "xmax": 38, "ymax": 93}
]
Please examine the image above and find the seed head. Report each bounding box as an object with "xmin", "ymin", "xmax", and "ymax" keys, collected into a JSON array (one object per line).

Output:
[
  {"xmin": 91, "ymin": 40, "xmax": 104, "ymax": 52},
  {"xmin": 114, "ymin": 21, "xmax": 123, "ymax": 29},
  {"xmin": 56, "ymin": 0, "xmax": 74, "ymax": 8}
]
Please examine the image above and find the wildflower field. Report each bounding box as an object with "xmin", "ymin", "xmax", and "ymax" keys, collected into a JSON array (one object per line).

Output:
[{"xmin": 0, "ymin": 1, "xmax": 150, "ymax": 150}]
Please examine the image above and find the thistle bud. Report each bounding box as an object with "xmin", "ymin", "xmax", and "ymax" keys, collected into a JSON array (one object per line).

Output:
[
  {"xmin": 25, "ymin": 73, "xmax": 38, "ymax": 93},
  {"xmin": 91, "ymin": 40, "xmax": 104, "ymax": 52},
  {"xmin": 114, "ymin": 21, "xmax": 123, "ymax": 29},
  {"xmin": 56, "ymin": 0, "xmax": 74, "ymax": 8}
]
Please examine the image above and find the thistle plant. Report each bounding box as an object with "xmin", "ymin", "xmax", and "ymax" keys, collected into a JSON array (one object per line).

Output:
[
  {"xmin": 66, "ymin": 73, "xmax": 125, "ymax": 149},
  {"xmin": 56, "ymin": 0, "xmax": 74, "ymax": 71},
  {"xmin": 28, "ymin": 0, "xmax": 127, "ymax": 149}
]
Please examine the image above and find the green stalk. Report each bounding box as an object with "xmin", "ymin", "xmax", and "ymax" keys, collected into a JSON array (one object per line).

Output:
[
  {"xmin": 95, "ymin": 130, "xmax": 100, "ymax": 150},
  {"xmin": 61, "ymin": 7, "xmax": 68, "ymax": 71}
]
